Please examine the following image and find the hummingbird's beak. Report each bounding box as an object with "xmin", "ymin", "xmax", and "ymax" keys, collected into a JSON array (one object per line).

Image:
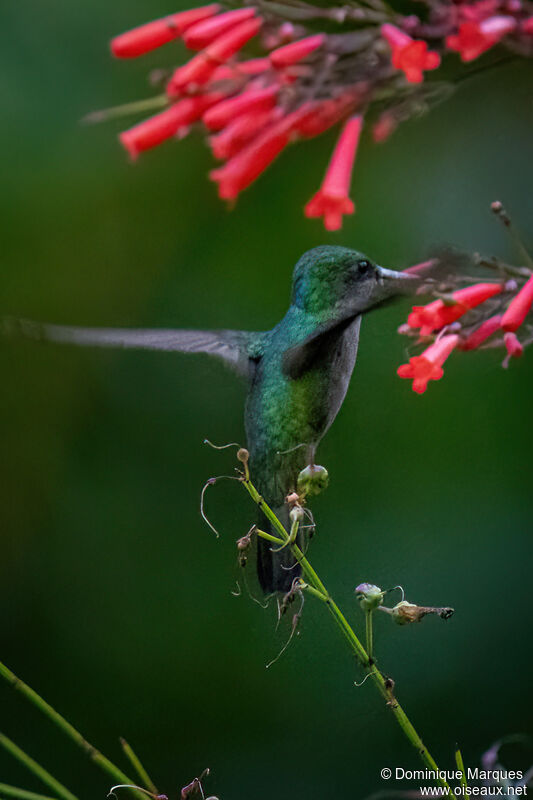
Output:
[{"xmin": 376, "ymin": 265, "xmax": 422, "ymax": 295}]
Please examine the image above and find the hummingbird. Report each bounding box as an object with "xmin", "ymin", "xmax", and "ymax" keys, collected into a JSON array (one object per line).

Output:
[{"xmin": 3, "ymin": 245, "xmax": 423, "ymax": 594}]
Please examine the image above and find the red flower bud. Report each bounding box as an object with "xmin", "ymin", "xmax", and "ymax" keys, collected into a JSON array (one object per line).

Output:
[
  {"xmin": 459, "ymin": 314, "xmax": 502, "ymax": 350},
  {"xmin": 501, "ymin": 274, "xmax": 533, "ymax": 332},
  {"xmin": 503, "ymin": 331, "xmax": 523, "ymax": 360},
  {"xmin": 202, "ymin": 85, "xmax": 278, "ymax": 131},
  {"xmin": 372, "ymin": 111, "xmax": 398, "ymax": 143},
  {"xmin": 294, "ymin": 91, "xmax": 364, "ymax": 138},
  {"xmin": 210, "ymin": 108, "xmax": 278, "ymax": 159},
  {"xmin": 210, "ymin": 116, "xmax": 293, "ymax": 199},
  {"xmin": 304, "ymin": 115, "xmax": 363, "ymax": 231},
  {"xmin": 397, "ymin": 334, "xmax": 459, "ymax": 394},
  {"xmin": 183, "ymin": 8, "xmax": 257, "ymax": 50},
  {"xmin": 402, "ymin": 259, "xmax": 439, "ymax": 276},
  {"xmin": 111, "ymin": 5, "xmax": 220, "ymax": 58},
  {"xmin": 269, "ymin": 34, "xmax": 325, "ymax": 67},
  {"xmin": 119, "ymin": 95, "xmax": 220, "ymax": 158},
  {"xmin": 167, "ymin": 17, "xmax": 262, "ymax": 95}
]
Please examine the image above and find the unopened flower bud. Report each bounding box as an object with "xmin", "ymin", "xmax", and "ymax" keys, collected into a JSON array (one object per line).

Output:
[
  {"xmin": 355, "ymin": 583, "xmax": 384, "ymax": 611},
  {"xmin": 297, "ymin": 464, "xmax": 329, "ymax": 496},
  {"xmin": 290, "ymin": 504, "xmax": 305, "ymax": 524},
  {"xmin": 237, "ymin": 447, "xmax": 249, "ymax": 464}
]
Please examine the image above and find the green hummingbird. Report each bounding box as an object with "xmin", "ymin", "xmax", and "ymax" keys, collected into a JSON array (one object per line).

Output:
[{"xmin": 4, "ymin": 245, "xmax": 423, "ymax": 594}]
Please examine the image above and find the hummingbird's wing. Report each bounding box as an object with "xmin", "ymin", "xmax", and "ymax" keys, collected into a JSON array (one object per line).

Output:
[
  {"xmin": 282, "ymin": 318, "xmax": 355, "ymax": 379},
  {"xmin": 2, "ymin": 317, "xmax": 254, "ymax": 376}
]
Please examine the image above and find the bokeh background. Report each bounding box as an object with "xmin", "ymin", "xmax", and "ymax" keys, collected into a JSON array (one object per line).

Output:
[{"xmin": 1, "ymin": 3, "xmax": 532, "ymax": 799}]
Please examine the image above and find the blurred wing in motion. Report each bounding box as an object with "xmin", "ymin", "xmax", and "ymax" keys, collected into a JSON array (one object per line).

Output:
[{"xmin": 2, "ymin": 317, "xmax": 254, "ymax": 375}]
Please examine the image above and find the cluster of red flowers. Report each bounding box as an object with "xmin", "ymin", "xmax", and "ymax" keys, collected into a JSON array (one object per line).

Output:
[
  {"xmin": 108, "ymin": 0, "xmax": 533, "ymax": 230},
  {"xmin": 397, "ymin": 250, "xmax": 533, "ymax": 393}
]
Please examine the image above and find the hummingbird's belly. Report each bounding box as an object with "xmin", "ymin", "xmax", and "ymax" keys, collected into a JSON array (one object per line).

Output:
[{"xmin": 245, "ymin": 316, "xmax": 361, "ymax": 500}]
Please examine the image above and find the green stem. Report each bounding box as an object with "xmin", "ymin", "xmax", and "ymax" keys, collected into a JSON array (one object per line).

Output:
[
  {"xmin": 455, "ymin": 747, "xmax": 469, "ymax": 796},
  {"xmin": 242, "ymin": 476, "xmax": 456, "ymax": 798},
  {"xmin": 255, "ymin": 528, "xmax": 285, "ymax": 546},
  {"xmin": 0, "ymin": 663, "xmax": 146, "ymax": 800},
  {"xmin": 81, "ymin": 95, "xmax": 168, "ymax": 125},
  {"xmin": 119, "ymin": 739, "xmax": 158, "ymax": 795},
  {"xmin": 0, "ymin": 734, "xmax": 78, "ymax": 800},
  {"xmin": 0, "ymin": 784, "xmax": 59, "ymax": 800},
  {"xmin": 366, "ymin": 609, "xmax": 374, "ymax": 662}
]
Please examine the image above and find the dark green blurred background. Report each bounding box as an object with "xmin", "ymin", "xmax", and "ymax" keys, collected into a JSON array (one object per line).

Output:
[{"xmin": 1, "ymin": 3, "xmax": 532, "ymax": 799}]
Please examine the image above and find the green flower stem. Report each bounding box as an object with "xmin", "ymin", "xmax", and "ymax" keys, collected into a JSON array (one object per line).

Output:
[
  {"xmin": 0, "ymin": 734, "xmax": 78, "ymax": 800},
  {"xmin": 366, "ymin": 609, "xmax": 374, "ymax": 662},
  {"xmin": 0, "ymin": 783, "xmax": 60, "ymax": 800},
  {"xmin": 242, "ymin": 475, "xmax": 456, "ymax": 798},
  {"xmin": 0, "ymin": 663, "xmax": 146, "ymax": 800},
  {"xmin": 255, "ymin": 528, "xmax": 284, "ymax": 546},
  {"xmin": 81, "ymin": 95, "xmax": 168, "ymax": 125},
  {"xmin": 119, "ymin": 739, "xmax": 158, "ymax": 795}
]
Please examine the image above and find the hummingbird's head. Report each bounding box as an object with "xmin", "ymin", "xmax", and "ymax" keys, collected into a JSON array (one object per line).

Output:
[{"xmin": 291, "ymin": 245, "xmax": 419, "ymax": 318}]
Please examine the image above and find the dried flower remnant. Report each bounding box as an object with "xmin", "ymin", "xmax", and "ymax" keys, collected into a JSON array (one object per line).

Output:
[
  {"xmin": 105, "ymin": 2, "xmax": 533, "ymax": 228},
  {"xmin": 380, "ymin": 600, "xmax": 455, "ymax": 625}
]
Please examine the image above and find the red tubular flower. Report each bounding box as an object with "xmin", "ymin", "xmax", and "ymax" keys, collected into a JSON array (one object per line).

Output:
[
  {"xmin": 210, "ymin": 108, "xmax": 279, "ymax": 159},
  {"xmin": 381, "ymin": 23, "xmax": 440, "ymax": 83},
  {"xmin": 209, "ymin": 116, "xmax": 293, "ymax": 199},
  {"xmin": 402, "ymin": 258, "xmax": 438, "ymax": 276},
  {"xmin": 209, "ymin": 58, "xmax": 271, "ymax": 84},
  {"xmin": 304, "ymin": 115, "xmax": 363, "ymax": 231},
  {"xmin": 459, "ymin": 314, "xmax": 502, "ymax": 350},
  {"xmin": 167, "ymin": 17, "xmax": 263, "ymax": 95},
  {"xmin": 397, "ymin": 334, "xmax": 459, "ymax": 394},
  {"xmin": 523, "ymin": 17, "xmax": 533, "ymax": 33},
  {"xmin": 120, "ymin": 95, "xmax": 220, "ymax": 158},
  {"xmin": 503, "ymin": 331, "xmax": 523, "ymax": 359},
  {"xmin": 183, "ymin": 8, "xmax": 257, "ymax": 50},
  {"xmin": 269, "ymin": 34, "xmax": 325, "ymax": 67},
  {"xmin": 501, "ymin": 274, "xmax": 533, "ymax": 332},
  {"xmin": 408, "ymin": 282, "xmax": 503, "ymax": 334},
  {"xmin": 111, "ymin": 5, "xmax": 220, "ymax": 58},
  {"xmin": 294, "ymin": 89, "xmax": 367, "ymax": 138},
  {"xmin": 202, "ymin": 85, "xmax": 278, "ymax": 131},
  {"xmin": 446, "ymin": 16, "xmax": 516, "ymax": 62}
]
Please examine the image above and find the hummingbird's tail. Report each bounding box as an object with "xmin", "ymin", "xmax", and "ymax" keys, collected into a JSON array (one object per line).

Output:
[{"xmin": 256, "ymin": 504, "xmax": 302, "ymax": 595}]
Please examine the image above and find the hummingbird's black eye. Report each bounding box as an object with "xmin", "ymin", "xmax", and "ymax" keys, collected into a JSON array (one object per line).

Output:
[{"xmin": 357, "ymin": 259, "xmax": 371, "ymax": 275}]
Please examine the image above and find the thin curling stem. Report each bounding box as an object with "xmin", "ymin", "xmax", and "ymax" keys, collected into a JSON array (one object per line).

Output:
[
  {"xmin": 241, "ymin": 475, "xmax": 456, "ymax": 798},
  {"xmin": 0, "ymin": 663, "xmax": 146, "ymax": 800},
  {"xmin": 0, "ymin": 734, "xmax": 78, "ymax": 800}
]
